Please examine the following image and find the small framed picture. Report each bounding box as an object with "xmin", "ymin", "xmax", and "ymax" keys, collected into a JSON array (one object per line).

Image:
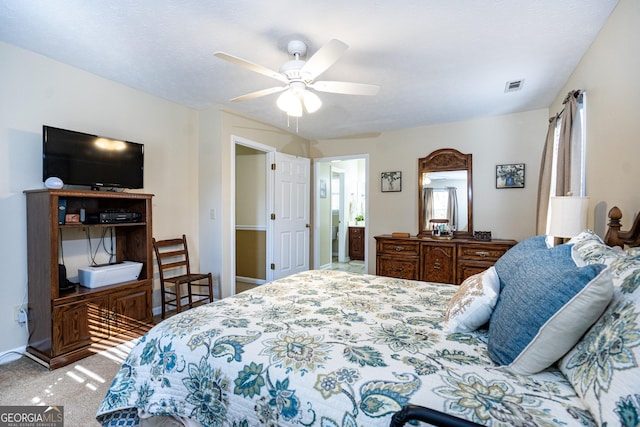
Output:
[
  {"xmin": 496, "ymin": 163, "xmax": 525, "ymax": 189},
  {"xmin": 381, "ymin": 171, "xmax": 402, "ymax": 192},
  {"xmin": 319, "ymin": 179, "xmax": 327, "ymax": 198}
]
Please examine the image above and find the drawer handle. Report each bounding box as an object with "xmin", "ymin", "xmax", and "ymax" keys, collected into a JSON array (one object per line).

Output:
[
  {"xmin": 475, "ymin": 251, "xmax": 490, "ymax": 257},
  {"xmin": 394, "ymin": 246, "xmax": 404, "ymax": 251},
  {"xmin": 433, "ymin": 262, "xmax": 441, "ymax": 270},
  {"xmin": 393, "ymin": 266, "xmax": 405, "ymax": 272}
]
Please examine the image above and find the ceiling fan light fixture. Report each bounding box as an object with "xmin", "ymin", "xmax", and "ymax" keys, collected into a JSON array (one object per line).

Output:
[
  {"xmin": 287, "ymin": 102, "xmax": 303, "ymax": 117},
  {"xmin": 216, "ymin": 38, "xmax": 378, "ymax": 119},
  {"xmin": 302, "ymin": 90, "xmax": 322, "ymax": 113},
  {"xmin": 277, "ymin": 89, "xmax": 303, "ymax": 116}
]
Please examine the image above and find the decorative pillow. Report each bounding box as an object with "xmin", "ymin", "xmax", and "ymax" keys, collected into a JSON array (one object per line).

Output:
[
  {"xmin": 569, "ymin": 229, "xmax": 624, "ymax": 267},
  {"xmin": 559, "ymin": 253, "xmax": 640, "ymax": 427},
  {"xmin": 488, "ymin": 242, "xmax": 612, "ymax": 375},
  {"xmin": 444, "ymin": 267, "xmax": 500, "ymax": 333},
  {"xmin": 494, "ymin": 235, "xmax": 549, "ymax": 290}
]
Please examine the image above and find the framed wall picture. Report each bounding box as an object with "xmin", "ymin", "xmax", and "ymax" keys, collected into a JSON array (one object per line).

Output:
[
  {"xmin": 381, "ymin": 171, "xmax": 402, "ymax": 192},
  {"xmin": 319, "ymin": 179, "xmax": 327, "ymax": 198},
  {"xmin": 496, "ymin": 163, "xmax": 525, "ymax": 189}
]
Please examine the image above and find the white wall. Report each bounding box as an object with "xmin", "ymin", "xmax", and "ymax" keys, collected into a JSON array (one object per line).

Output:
[
  {"xmin": 311, "ymin": 109, "xmax": 549, "ymax": 273},
  {"xmin": 0, "ymin": 41, "xmax": 199, "ymax": 357},
  {"xmin": 235, "ymin": 149, "xmax": 266, "ymax": 227},
  {"xmin": 548, "ymin": 0, "xmax": 639, "ymax": 236}
]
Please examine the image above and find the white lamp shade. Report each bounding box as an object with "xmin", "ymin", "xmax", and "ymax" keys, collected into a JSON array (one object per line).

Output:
[{"xmin": 548, "ymin": 196, "xmax": 589, "ymax": 238}]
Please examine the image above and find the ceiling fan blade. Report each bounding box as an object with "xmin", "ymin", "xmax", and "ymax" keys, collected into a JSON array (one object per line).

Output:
[
  {"xmin": 230, "ymin": 86, "xmax": 287, "ymax": 102},
  {"xmin": 214, "ymin": 52, "xmax": 289, "ymax": 84},
  {"xmin": 301, "ymin": 39, "xmax": 349, "ymax": 80},
  {"xmin": 310, "ymin": 81, "xmax": 380, "ymax": 96}
]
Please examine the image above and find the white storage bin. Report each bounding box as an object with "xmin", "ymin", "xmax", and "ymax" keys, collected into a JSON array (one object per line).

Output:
[{"xmin": 78, "ymin": 261, "xmax": 143, "ymax": 288}]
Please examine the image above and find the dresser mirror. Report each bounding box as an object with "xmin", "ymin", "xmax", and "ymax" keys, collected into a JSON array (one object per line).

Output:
[{"xmin": 418, "ymin": 148, "xmax": 473, "ymax": 237}]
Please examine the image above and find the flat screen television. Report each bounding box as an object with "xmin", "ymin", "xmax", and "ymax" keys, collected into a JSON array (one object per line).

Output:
[{"xmin": 43, "ymin": 125, "xmax": 144, "ymax": 189}]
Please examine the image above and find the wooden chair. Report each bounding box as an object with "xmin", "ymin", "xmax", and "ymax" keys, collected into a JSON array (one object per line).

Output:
[{"xmin": 152, "ymin": 235, "xmax": 213, "ymax": 319}]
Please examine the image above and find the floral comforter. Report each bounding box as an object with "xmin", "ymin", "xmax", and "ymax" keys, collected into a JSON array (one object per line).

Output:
[{"xmin": 97, "ymin": 270, "xmax": 593, "ymax": 427}]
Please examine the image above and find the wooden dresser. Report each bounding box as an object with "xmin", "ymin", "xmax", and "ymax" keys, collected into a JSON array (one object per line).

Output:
[{"xmin": 375, "ymin": 234, "xmax": 517, "ymax": 284}]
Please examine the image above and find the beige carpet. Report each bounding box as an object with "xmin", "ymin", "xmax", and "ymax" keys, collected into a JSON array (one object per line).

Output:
[{"xmin": 0, "ymin": 340, "xmax": 137, "ymax": 426}]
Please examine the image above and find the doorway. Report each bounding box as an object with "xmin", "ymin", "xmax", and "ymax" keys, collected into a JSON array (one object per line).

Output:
[
  {"xmin": 232, "ymin": 136, "xmax": 311, "ymax": 295},
  {"xmin": 313, "ymin": 155, "xmax": 368, "ymax": 272},
  {"xmin": 233, "ymin": 139, "xmax": 274, "ymax": 294}
]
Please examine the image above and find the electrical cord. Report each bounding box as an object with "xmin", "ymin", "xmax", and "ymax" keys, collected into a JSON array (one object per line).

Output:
[{"xmin": 87, "ymin": 226, "xmax": 117, "ymax": 266}]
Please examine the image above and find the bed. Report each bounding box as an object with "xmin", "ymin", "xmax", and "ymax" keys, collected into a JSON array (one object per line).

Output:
[{"xmin": 97, "ymin": 207, "xmax": 640, "ymax": 427}]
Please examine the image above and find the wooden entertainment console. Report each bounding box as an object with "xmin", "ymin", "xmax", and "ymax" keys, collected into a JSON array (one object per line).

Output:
[{"xmin": 24, "ymin": 189, "xmax": 154, "ymax": 369}]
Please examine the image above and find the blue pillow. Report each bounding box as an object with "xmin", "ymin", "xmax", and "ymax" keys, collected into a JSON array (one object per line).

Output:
[
  {"xmin": 494, "ymin": 235, "xmax": 548, "ymax": 290},
  {"xmin": 488, "ymin": 242, "xmax": 612, "ymax": 374}
]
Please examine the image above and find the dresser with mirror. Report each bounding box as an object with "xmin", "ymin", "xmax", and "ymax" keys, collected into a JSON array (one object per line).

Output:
[{"xmin": 375, "ymin": 148, "xmax": 517, "ymax": 284}]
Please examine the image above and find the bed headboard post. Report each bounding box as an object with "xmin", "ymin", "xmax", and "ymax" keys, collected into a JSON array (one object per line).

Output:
[
  {"xmin": 605, "ymin": 206, "xmax": 640, "ymax": 248},
  {"xmin": 605, "ymin": 206, "xmax": 624, "ymax": 248}
]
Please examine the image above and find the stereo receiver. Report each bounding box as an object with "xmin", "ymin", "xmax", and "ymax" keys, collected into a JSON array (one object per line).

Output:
[{"xmin": 99, "ymin": 211, "xmax": 142, "ymax": 224}]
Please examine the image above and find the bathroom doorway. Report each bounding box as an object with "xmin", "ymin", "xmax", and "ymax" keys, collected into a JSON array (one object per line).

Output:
[
  {"xmin": 313, "ymin": 155, "xmax": 368, "ymax": 272},
  {"xmin": 331, "ymin": 168, "xmax": 347, "ymax": 263}
]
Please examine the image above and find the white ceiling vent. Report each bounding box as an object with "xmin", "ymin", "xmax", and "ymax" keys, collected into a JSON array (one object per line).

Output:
[{"xmin": 504, "ymin": 79, "xmax": 525, "ymax": 93}]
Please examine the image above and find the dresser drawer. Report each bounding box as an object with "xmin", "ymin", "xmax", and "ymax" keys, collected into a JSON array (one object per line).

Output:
[
  {"xmin": 377, "ymin": 239, "xmax": 420, "ymax": 256},
  {"xmin": 457, "ymin": 261, "xmax": 493, "ymax": 283},
  {"xmin": 457, "ymin": 243, "xmax": 512, "ymax": 262},
  {"xmin": 377, "ymin": 255, "xmax": 419, "ymax": 280},
  {"xmin": 421, "ymin": 243, "xmax": 455, "ymax": 284}
]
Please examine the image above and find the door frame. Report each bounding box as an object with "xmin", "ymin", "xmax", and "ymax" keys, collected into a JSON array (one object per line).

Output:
[
  {"xmin": 231, "ymin": 135, "xmax": 276, "ymax": 295},
  {"xmin": 313, "ymin": 154, "xmax": 369, "ymax": 271},
  {"xmin": 331, "ymin": 167, "xmax": 347, "ymax": 263}
]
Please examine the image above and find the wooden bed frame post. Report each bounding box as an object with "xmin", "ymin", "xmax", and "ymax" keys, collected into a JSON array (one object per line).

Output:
[
  {"xmin": 605, "ymin": 206, "xmax": 624, "ymax": 248},
  {"xmin": 605, "ymin": 206, "xmax": 640, "ymax": 248}
]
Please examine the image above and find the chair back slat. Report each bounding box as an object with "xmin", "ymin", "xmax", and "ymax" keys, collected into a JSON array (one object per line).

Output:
[{"xmin": 161, "ymin": 260, "xmax": 188, "ymax": 270}]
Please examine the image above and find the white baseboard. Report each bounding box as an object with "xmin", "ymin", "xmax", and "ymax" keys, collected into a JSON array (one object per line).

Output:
[
  {"xmin": 0, "ymin": 345, "xmax": 27, "ymax": 365},
  {"xmin": 236, "ymin": 276, "xmax": 267, "ymax": 285}
]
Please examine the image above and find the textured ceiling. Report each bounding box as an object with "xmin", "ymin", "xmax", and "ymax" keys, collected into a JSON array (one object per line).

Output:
[{"xmin": 0, "ymin": 1, "xmax": 619, "ymax": 140}]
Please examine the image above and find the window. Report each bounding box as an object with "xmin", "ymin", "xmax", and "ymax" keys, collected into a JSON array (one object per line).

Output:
[
  {"xmin": 432, "ymin": 189, "xmax": 448, "ymax": 219},
  {"xmin": 543, "ymin": 92, "xmax": 587, "ymax": 235},
  {"xmin": 550, "ymin": 92, "xmax": 586, "ymax": 197}
]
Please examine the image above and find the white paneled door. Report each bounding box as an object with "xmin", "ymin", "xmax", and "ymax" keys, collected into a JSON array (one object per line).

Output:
[{"xmin": 272, "ymin": 152, "xmax": 310, "ymax": 280}]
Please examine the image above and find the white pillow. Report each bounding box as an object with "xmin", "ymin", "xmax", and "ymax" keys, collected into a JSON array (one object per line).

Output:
[{"xmin": 444, "ymin": 267, "xmax": 500, "ymax": 333}]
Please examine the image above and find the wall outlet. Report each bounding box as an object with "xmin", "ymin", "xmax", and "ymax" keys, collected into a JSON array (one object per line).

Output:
[{"xmin": 14, "ymin": 304, "xmax": 28, "ymax": 323}]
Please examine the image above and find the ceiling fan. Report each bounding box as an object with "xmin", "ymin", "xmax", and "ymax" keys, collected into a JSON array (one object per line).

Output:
[{"xmin": 214, "ymin": 39, "xmax": 380, "ymax": 117}]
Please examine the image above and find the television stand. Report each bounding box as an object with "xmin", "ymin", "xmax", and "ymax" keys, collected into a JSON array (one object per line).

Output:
[{"xmin": 23, "ymin": 188, "xmax": 154, "ymax": 369}]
